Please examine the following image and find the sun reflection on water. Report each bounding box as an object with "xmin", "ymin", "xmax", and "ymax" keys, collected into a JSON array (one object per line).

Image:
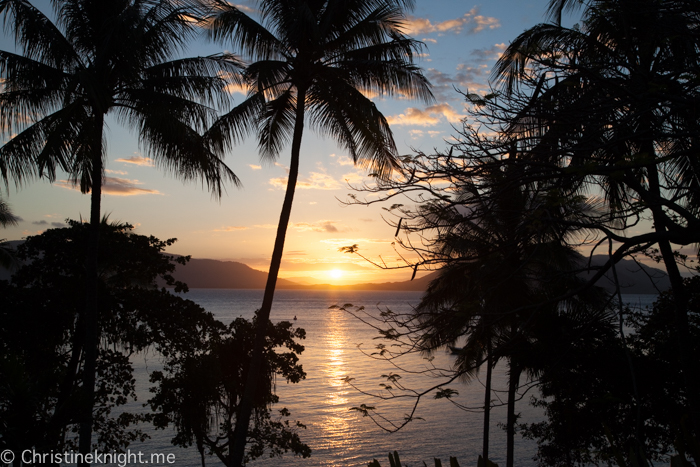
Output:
[{"xmin": 320, "ymin": 308, "xmax": 354, "ymax": 455}]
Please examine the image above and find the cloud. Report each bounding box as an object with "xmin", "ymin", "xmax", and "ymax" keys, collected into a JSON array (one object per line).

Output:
[
  {"xmin": 470, "ymin": 43, "xmax": 507, "ymax": 61},
  {"xmin": 333, "ymin": 155, "xmax": 355, "ymax": 166},
  {"xmin": 320, "ymin": 237, "xmax": 393, "ymax": 246},
  {"xmin": 387, "ymin": 107, "xmax": 440, "ymax": 126},
  {"xmin": 249, "ymin": 164, "xmax": 262, "ymax": 170},
  {"xmin": 402, "ymin": 9, "xmax": 500, "ymax": 36},
  {"xmin": 227, "ymin": 82, "xmax": 249, "ymax": 95},
  {"xmin": 292, "ymin": 220, "xmax": 345, "ymax": 233},
  {"xmin": 233, "ymin": 3, "xmax": 256, "ymax": 14},
  {"xmin": 425, "ymin": 64, "xmax": 492, "ymax": 100},
  {"xmin": 106, "ymin": 169, "xmax": 128, "ymax": 175},
  {"xmin": 269, "ymin": 171, "xmax": 343, "ymax": 190},
  {"xmin": 387, "ymin": 103, "xmax": 465, "ymax": 127},
  {"xmin": 341, "ymin": 171, "xmax": 365, "ymax": 185},
  {"xmin": 214, "ymin": 226, "xmax": 249, "ymax": 232},
  {"xmin": 55, "ymin": 177, "xmax": 161, "ymax": 196},
  {"xmin": 286, "ymin": 250, "xmax": 307, "ymax": 256},
  {"xmin": 32, "ymin": 220, "xmax": 66, "ymax": 228},
  {"xmin": 115, "ymin": 155, "xmax": 155, "ymax": 167}
]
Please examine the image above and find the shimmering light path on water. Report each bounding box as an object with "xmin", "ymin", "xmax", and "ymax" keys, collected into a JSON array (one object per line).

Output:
[{"xmin": 129, "ymin": 290, "xmax": 657, "ymax": 467}]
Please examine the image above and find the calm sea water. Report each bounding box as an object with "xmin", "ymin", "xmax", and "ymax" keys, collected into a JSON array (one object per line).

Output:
[{"xmin": 127, "ymin": 290, "xmax": 657, "ymax": 467}]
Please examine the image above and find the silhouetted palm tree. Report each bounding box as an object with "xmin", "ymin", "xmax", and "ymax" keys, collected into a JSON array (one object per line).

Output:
[
  {"xmin": 0, "ymin": 0, "xmax": 239, "ymax": 456},
  {"xmin": 202, "ymin": 0, "xmax": 432, "ymax": 463}
]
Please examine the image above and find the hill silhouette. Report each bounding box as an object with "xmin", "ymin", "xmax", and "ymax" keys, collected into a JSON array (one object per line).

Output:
[
  {"xmin": 167, "ymin": 255, "xmax": 669, "ymax": 294},
  {"xmin": 0, "ymin": 245, "xmax": 671, "ymax": 294},
  {"xmin": 169, "ymin": 258, "xmax": 299, "ymax": 289}
]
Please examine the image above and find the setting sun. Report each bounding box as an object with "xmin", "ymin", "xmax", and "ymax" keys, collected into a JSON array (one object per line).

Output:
[{"xmin": 329, "ymin": 269, "xmax": 343, "ymax": 280}]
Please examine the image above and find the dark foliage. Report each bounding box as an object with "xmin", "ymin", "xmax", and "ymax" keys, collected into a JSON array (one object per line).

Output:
[
  {"xmin": 148, "ymin": 317, "xmax": 310, "ymax": 465},
  {"xmin": 520, "ymin": 276, "xmax": 700, "ymax": 465},
  {"xmin": 0, "ymin": 222, "xmax": 215, "ymax": 454}
]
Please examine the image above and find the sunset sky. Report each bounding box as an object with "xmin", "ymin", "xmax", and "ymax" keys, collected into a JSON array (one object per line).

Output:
[{"xmin": 1, "ymin": 0, "xmax": 551, "ymax": 285}]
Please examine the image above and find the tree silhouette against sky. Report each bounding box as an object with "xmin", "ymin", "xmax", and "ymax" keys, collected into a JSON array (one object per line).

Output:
[
  {"xmin": 494, "ymin": 0, "xmax": 700, "ymax": 451},
  {"xmin": 0, "ymin": 0, "xmax": 238, "ymax": 457},
  {"xmin": 202, "ymin": 0, "xmax": 433, "ymax": 463}
]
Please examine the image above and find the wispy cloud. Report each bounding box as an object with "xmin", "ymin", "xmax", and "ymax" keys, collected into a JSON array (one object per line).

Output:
[
  {"xmin": 292, "ymin": 220, "xmax": 346, "ymax": 233},
  {"xmin": 331, "ymin": 154, "xmax": 355, "ymax": 166},
  {"xmin": 106, "ymin": 169, "xmax": 128, "ymax": 175},
  {"xmin": 56, "ymin": 177, "xmax": 161, "ymax": 196},
  {"xmin": 233, "ymin": 3, "xmax": 256, "ymax": 14},
  {"xmin": 115, "ymin": 155, "xmax": 155, "ymax": 167},
  {"xmin": 402, "ymin": 8, "xmax": 500, "ymax": 36},
  {"xmin": 471, "ymin": 43, "xmax": 507, "ymax": 61},
  {"xmin": 249, "ymin": 164, "xmax": 262, "ymax": 170},
  {"xmin": 269, "ymin": 171, "xmax": 343, "ymax": 190},
  {"xmin": 103, "ymin": 178, "xmax": 161, "ymax": 196},
  {"xmin": 214, "ymin": 226, "xmax": 249, "ymax": 232},
  {"xmin": 408, "ymin": 129, "xmax": 444, "ymax": 139},
  {"xmin": 320, "ymin": 237, "xmax": 393, "ymax": 246},
  {"xmin": 387, "ymin": 103, "xmax": 464, "ymax": 127},
  {"xmin": 226, "ymin": 82, "xmax": 249, "ymax": 95},
  {"xmin": 32, "ymin": 220, "xmax": 66, "ymax": 228}
]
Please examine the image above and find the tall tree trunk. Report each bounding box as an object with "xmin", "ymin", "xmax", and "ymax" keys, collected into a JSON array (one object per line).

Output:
[
  {"xmin": 645, "ymin": 159, "xmax": 700, "ymax": 448},
  {"xmin": 79, "ymin": 114, "xmax": 104, "ymax": 464},
  {"xmin": 506, "ymin": 362, "xmax": 522, "ymax": 467},
  {"xmin": 46, "ymin": 319, "xmax": 84, "ymax": 449},
  {"xmin": 482, "ymin": 340, "xmax": 492, "ymax": 464},
  {"xmin": 229, "ymin": 88, "xmax": 307, "ymax": 467}
]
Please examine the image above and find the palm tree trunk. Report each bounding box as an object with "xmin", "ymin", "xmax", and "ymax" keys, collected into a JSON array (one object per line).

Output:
[
  {"xmin": 482, "ymin": 340, "xmax": 492, "ymax": 464},
  {"xmin": 79, "ymin": 114, "xmax": 104, "ymax": 464},
  {"xmin": 506, "ymin": 362, "xmax": 522, "ymax": 467},
  {"xmin": 229, "ymin": 88, "xmax": 307, "ymax": 467}
]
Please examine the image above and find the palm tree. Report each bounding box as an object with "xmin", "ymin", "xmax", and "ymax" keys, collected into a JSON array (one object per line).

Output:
[
  {"xmin": 202, "ymin": 0, "xmax": 432, "ymax": 463},
  {"xmin": 0, "ymin": 0, "xmax": 239, "ymax": 455},
  {"xmin": 493, "ymin": 0, "xmax": 700, "ymax": 450}
]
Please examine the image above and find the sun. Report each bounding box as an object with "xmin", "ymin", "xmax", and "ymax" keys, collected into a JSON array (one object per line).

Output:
[{"xmin": 329, "ymin": 269, "xmax": 343, "ymax": 279}]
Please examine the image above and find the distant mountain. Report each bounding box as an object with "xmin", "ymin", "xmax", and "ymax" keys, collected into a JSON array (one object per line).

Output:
[
  {"xmin": 169, "ymin": 255, "xmax": 669, "ymax": 294},
  {"xmin": 169, "ymin": 258, "xmax": 300, "ymax": 289},
  {"xmin": 167, "ymin": 256, "xmax": 435, "ymax": 290},
  {"xmin": 1, "ymin": 250, "xmax": 670, "ymax": 295},
  {"xmin": 583, "ymin": 255, "xmax": 670, "ymax": 294},
  {"xmin": 310, "ymin": 256, "xmax": 670, "ymax": 294}
]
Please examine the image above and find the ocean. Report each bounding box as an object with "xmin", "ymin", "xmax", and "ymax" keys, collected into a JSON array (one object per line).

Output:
[{"xmin": 127, "ymin": 290, "xmax": 658, "ymax": 467}]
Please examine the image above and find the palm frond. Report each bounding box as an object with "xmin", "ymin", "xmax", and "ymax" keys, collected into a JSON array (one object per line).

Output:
[
  {"xmin": 135, "ymin": 109, "xmax": 241, "ymax": 196},
  {"xmin": 205, "ymin": 0, "xmax": 286, "ymax": 61},
  {"xmin": 257, "ymin": 88, "xmax": 296, "ymax": 161},
  {"xmin": 204, "ymin": 93, "xmax": 266, "ymax": 154},
  {"xmin": 1, "ymin": 0, "xmax": 80, "ymax": 68},
  {"xmin": 308, "ymin": 77, "xmax": 398, "ymax": 178}
]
